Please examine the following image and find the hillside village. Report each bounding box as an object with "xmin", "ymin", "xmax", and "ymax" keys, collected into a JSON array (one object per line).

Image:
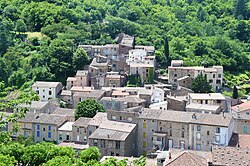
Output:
[{"xmin": 2, "ymin": 33, "xmax": 250, "ymax": 166}]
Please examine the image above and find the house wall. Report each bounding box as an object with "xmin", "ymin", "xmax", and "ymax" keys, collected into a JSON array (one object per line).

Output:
[
  {"xmin": 33, "ymin": 84, "xmax": 62, "ymax": 101},
  {"xmin": 33, "ymin": 123, "xmax": 58, "ymax": 143},
  {"xmin": 58, "ymin": 130, "xmax": 73, "ymax": 143},
  {"xmin": 72, "ymin": 126, "xmax": 88, "ymax": 144}
]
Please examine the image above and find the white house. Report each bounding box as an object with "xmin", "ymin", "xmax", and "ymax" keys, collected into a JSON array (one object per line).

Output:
[{"xmin": 32, "ymin": 81, "xmax": 63, "ymax": 101}]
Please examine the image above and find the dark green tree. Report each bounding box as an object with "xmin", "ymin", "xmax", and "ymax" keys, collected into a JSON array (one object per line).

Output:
[
  {"xmin": 72, "ymin": 48, "xmax": 90, "ymax": 70},
  {"xmin": 233, "ymin": 85, "xmax": 239, "ymax": 99},
  {"xmin": 15, "ymin": 19, "xmax": 27, "ymax": 34},
  {"xmin": 234, "ymin": 0, "xmax": 248, "ymax": 19},
  {"xmin": 191, "ymin": 74, "xmax": 212, "ymax": 93},
  {"xmin": 164, "ymin": 36, "xmax": 170, "ymax": 65},
  {"xmin": 75, "ymin": 99, "xmax": 105, "ymax": 119}
]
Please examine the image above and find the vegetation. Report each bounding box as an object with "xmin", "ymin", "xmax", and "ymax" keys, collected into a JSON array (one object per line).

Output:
[
  {"xmin": 191, "ymin": 74, "xmax": 212, "ymax": 93},
  {"xmin": 75, "ymin": 99, "xmax": 105, "ymax": 119},
  {"xmin": 233, "ymin": 85, "xmax": 239, "ymax": 99}
]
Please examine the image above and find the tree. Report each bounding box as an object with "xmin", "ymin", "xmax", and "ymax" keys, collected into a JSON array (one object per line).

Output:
[
  {"xmin": 75, "ymin": 99, "xmax": 105, "ymax": 119},
  {"xmin": 233, "ymin": 85, "xmax": 239, "ymax": 99},
  {"xmin": 164, "ymin": 36, "xmax": 170, "ymax": 65},
  {"xmin": 15, "ymin": 19, "xmax": 27, "ymax": 34},
  {"xmin": 43, "ymin": 156, "xmax": 73, "ymax": 166},
  {"xmin": 234, "ymin": 0, "xmax": 248, "ymax": 19},
  {"xmin": 80, "ymin": 147, "xmax": 100, "ymax": 163},
  {"xmin": 72, "ymin": 48, "xmax": 90, "ymax": 70},
  {"xmin": 191, "ymin": 74, "xmax": 212, "ymax": 93}
]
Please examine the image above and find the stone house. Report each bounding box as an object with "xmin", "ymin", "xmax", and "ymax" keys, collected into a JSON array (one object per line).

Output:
[
  {"xmin": 66, "ymin": 70, "xmax": 89, "ymax": 90},
  {"xmin": 18, "ymin": 101, "xmax": 53, "ymax": 114},
  {"xmin": 137, "ymin": 109, "xmax": 234, "ymax": 156},
  {"xmin": 104, "ymin": 72, "xmax": 124, "ymax": 87},
  {"xmin": 32, "ymin": 81, "xmax": 62, "ymax": 101},
  {"xmin": 88, "ymin": 120, "xmax": 137, "ymax": 157},
  {"xmin": 231, "ymin": 101, "xmax": 250, "ymax": 115},
  {"xmin": 186, "ymin": 103, "xmax": 222, "ymax": 114},
  {"xmin": 168, "ymin": 60, "xmax": 223, "ymax": 91},
  {"xmin": 233, "ymin": 113, "xmax": 250, "ymax": 135},
  {"xmin": 72, "ymin": 117, "xmax": 92, "ymax": 144}
]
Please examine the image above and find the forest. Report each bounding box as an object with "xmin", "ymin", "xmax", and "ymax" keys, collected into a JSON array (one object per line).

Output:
[{"xmin": 0, "ymin": 0, "xmax": 250, "ymax": 98}]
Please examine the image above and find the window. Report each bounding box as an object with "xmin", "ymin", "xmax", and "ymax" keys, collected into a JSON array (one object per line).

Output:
[
  {"xmin": 169, "ymin": 130, "xmax": 172, "ymax": 136},
  {"xmin": 143, "ymin": 141, "xmax": 146, "ymax": 148},
  {"xmin": 36, "ymin": 90, "xmax": 39, "ymax": 94},
  {"xmin": 174, "ymin": 74, "xmax": 177, "ymax": 77},
  {"xmin": 216, "ymin": 80, "xmax": 221, "ymax": 84},
  {"xmin": 243, "ymin": 126, "xmax": 248, "ymax": 134},
  {"xmin": 182, "ymin": 124, "xmax": 185, "ymax": 130},
  {"xmin": 116, "ymin": 153, "xmax": 119, "ymax": 156},
  {"xmin": 205, "ymin": 100, "xmax": 208, "ymax": 104},
  {"xmin": 209, "ymin": 80, "xmax": 213, "ymax": 83},
  {"xmin": 101, "ymin": 140, "xmax": 105, "ymax": 148},
  {"xmin": 94, "ymin": 139, "xmax": 98, "ymax": 146},
  {"xmin": 127, "ymin": 117, "xmax": 132, "ymax": 121},
  {"xmin": 196, "ymin": 144, "xmax": 201, "ymax": 150},
  {"xmin": 181, "ymin": 131, "xmax": 185, "ymax": 138},
  {"xmin": 84, "ymin": 136, "xmax": 87, "ymax": 143},
  {"xmin": 59, "ymin": 134, "xmax": 62, "ymax": 140},
  {"xmin": 180, "ymin": 141, "xmax": 185, "ymax": 149},
  {"xmin": 197, "ymin": 125, "xmax": 201, "ymax": 131},
  {"xmin": 160, "ymin": 127, "xmax": 162, "ymax": 131},
  {"xmin": 157, "ymin": 137, "xmax": 161, "ymax": 141},
  {"xmin": 111, "ymin": 151, "xmax": 114, "ymax": 156},
  {"xmin": 213, "ymin": 74, "xmax": 215, "ymax": 78},
  {"xmin": 66, "ymin": 135, "xmax": 70, "ymax": 140},
  {"xmin": 43, "ymin": 89, "xmax": 45, "ymax": 92},
  {"xmin": 111, "ymin": 116, "xmax": 116, "ymax": 120},
  {"xmin": 119, "ymin": 116, "xmax": 122, "ymax": 120},
  {"xmin": 215, "ymin": 135, "xmax": 220, "ymax": 143},
  {"xmin": 197, "ymin": 132, "xmax": 201, "ymax": 140},
  {"xmin": 48, "ymin": 126, "xmax": 51, "ymax": 131},
  {"xmin": 79, "ymin": 98, "xmax": 82, "ymax": 102},
  {"xmin": 49, "ymin": 91, "xmax": 52, "ymax": 95},
  {"xmin": 143, "ymin": 122, "xmax": 146, "ymax": 128},
  {"xmin": 48, "ymin": 132, "xmax": 51, "ymax": 138},
  {"xmin": 37, "ymin": 124, "xmax": 40, "ymax": 130},
  {"xmin": 216, "ymin": 127, "xmax": 220, "ymax": 133},
  {"xmin": 37, "ymin": 131, "xmax": 40, "ymax": 137},
  {"xmin": 143, "ymin": 132, "xmax": 146, "ymax": 138},
  {"xmin": 116, "ymin": 141, "xmax": 120, "ymax": 149},
  {"xmin": 43, "ymin": 128, "xmax": 45, "ymax": 131},
  {"xmin": 77, "ymin": 128, "xmax": 79, "ymax": 133},
  {"xmin": 217, "ymin": 100, "xmax": 221, "ymax": 104},
  {"xmin": 43, "ymin": 95, "xmax": 45, "ymax": 98},
  {"xmin": 207, "ymin": 131, "xmax": 210, "ymax": 135},
  {"xmin": 218, "ymin": 74, "xmax": 221, "ymax": 78}
]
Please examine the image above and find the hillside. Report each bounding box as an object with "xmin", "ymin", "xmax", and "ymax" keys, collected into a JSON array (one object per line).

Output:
[{"xmin": 0, "ymin": 0, "xmax": 250, "ymax": 97}]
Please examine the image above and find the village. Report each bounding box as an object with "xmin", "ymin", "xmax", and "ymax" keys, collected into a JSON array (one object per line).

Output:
[{"xmin": 4, "ymin": 33, "xmax": 250, "ymax": 166}]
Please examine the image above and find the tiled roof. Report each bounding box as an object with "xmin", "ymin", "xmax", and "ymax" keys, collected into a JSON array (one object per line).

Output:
[
  {"xmin": 32, "ymin": 114, "xmax": 66, "ymax": 126},
  {"xmin": 186, "ymin": 103, "xmax": 221, "ymax": 111},
  {"xmin": 73, "ymin": 117, "xmax": 92, "ymax": 127},
  {"xmin": 232, "ymin": 101, "xmax": 250, "ymax": 113},
  {"xmin": 52, "ymin": 108, "xmax": 75, "ymax": 116},
  {"xmin": 76, "ymin": 70, "xmax": 88, "ymax": 76},
  {"xmin": 32, "ymin": 81, "xmax": 61, "ymax": 88},
  {"xmin": 89, "ymin": 128, "xmax": 130, "ymax": 141},
  {"xmin": 211, "ymin": 146, "xmax": 250, "ymax": 165},
  {"xmin": 165, "ymin": 151, "xmax": 208, "ymax": 166},
  {"xmin": 19, "ymin": 101, "xmax": 49, "ymax": 110},
  {"xmin": 139, "ymin": 109, "xmax": 232, "ymax": 127},
  {"xmin": 60, "ymin": 90, "xmax": 72, "ymax": 96},
  {"xmin": 88, "ymin": 112, "xmax": 108, "ymax": 126},
  {"xmin": 99, "ymin": 120, "xmax": 136, "ymax": 132},
  {"xmin": 67, "ymin": 77, "xmax": 76, "ymax": 81}
]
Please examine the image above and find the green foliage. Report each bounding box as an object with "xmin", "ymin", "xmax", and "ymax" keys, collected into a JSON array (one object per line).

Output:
[
  {"xmin": 15, "ymin": 19, "xmax": 27, "ymax": 33},
  {"xmin": 0, "ymin": 154, "xmax": 16, "ymax": 166},
  {"xmin": 80, "ymin": 147, "xmax": 100, "ymax": 163},
  {"xmin": 233, "ymin": 85, "xmax": 239, "ymax": 99},
  {"xmin": 72, "ymin": 48, "xmax": 90, "ymax": 70},
  {"xmin": 191, "ymin": 74, "xmax": 212, "ymax": 93},
  {"xmin": 43, "ymin": 156, "xmax": 74, "ymax": 166},
  {"xmin": 75, "ymin": 99, "xmax": 105, "ymax": 119},
  {"xmin": 102, "ymin": 157, "xmax": 128, "ymax": 166},
  {"xmin": 132, "ymin": 156, "xmax": 146, "ymax": 166},
  {"xmin": 147, "ymin": 67, "xmax": 154, "ymax": 84},
  {"xmin": 127, "ymin": 75, "xmax": 142, "ymax": 87}
]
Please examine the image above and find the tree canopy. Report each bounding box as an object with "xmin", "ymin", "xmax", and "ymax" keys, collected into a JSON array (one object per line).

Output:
[
  {"xmin": 75, "ymin": 99, "xmax": 105, "ymax": 119},
  {"xmin": 191, "ymin": 74, "xmax": 212, "ymax": 93}
]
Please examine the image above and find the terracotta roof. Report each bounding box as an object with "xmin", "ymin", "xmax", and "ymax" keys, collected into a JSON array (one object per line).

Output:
[
  {"xmin": 165, "ymin": 151, "xmax": 208, "ymax": 166},
  {"xmin": 232, "ymin": 101, "xmax": 250, "ymax": 113},
  {"xmin": 211, "ymin": 146, "xmax": 250, "ymax": 165},
  {"xmin": 239, "ymin": 134, "xmax": 250, "ymax": 148}
]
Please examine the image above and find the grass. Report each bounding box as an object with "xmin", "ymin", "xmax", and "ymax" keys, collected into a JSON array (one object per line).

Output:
[{"xmin": 23, "ymin": 32, "xmax": 47, "ymax": 39}]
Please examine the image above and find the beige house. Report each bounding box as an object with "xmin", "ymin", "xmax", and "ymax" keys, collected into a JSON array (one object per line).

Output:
[
  {"xmin": 58, "ymin": 121, "xmax": 74, "ymax": 143},
  {"xmin": 72, "ymin": 117, "xmax": 92, "ymax": 144},
  {"xmin": 233, "ymin": 113, "xmax": 250, "ymax": 135},
  {"xmin": 89, "ymin": 120, "xmax": 137, "ymax": 157},
  {"xmin": 66, "ymin": 70, "xmax": 89, "ymax": 90},
  {"xmin": 186, "ymin": 103, "xmax": 222, "ymax": 114},
  {"xmin": 168, "ymin": 60, "xmax": 223, "ymax": 91},
  {"xmin": 231, "ymin": 101, "xmax": 250, "ymax": 114},
  {"xmin": 188, "ymin": 93, "xmax": 227, "ymax": 111}
]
